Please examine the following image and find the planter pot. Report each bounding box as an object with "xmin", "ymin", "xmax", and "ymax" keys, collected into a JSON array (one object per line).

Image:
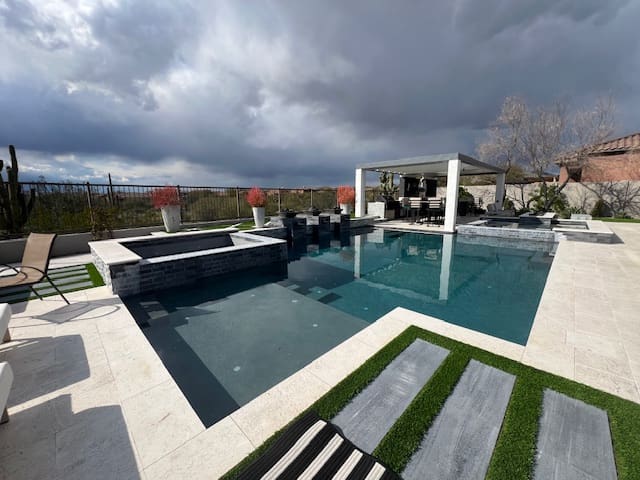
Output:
[
  {"xmin": 160, "ymin": 205, "xmax": 181, "ymax": 233},
  {"xmin": 339, "ymin": 203, "xmax": 352, "ymax": 215},
  {"xmin": 252, "ymin": 206, "xmax": 266, "ymax": 227},
  {"xmin": 279, "ymin": 210, "xmax": 297, "ymax": 219}
]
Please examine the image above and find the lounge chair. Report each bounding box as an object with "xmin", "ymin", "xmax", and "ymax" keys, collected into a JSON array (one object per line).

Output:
[
  {"xmin": 0, "ymin": 233, "xmax": 69, "ymax": 304},
  {"xmin": 235, "ymin": 411, "xmax": 400, "ymax": 479}
]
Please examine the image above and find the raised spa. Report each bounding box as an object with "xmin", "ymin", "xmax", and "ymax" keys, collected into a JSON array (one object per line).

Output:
[
  {"xmin": 90, "ymin": 229, "xmax": 287, "ymax": 297},
  {"xmin": 457, "ymin": 214, "xmax": 615, "ymax": 243}
]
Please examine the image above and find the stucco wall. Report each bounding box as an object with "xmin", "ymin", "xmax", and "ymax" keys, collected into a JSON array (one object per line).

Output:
[{"xmin": 457, "ymin": 182, "xmax": 640, "ymax": 218}]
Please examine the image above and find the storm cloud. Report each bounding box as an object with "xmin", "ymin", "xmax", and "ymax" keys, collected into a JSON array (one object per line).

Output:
[{"xmin": 1, "ymin": 0, "xmax": 639, "ymax": 186}]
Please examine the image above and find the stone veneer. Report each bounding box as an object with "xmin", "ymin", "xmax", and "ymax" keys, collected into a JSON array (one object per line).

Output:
[
  {"xmin": 458, "ymin": 219, "xmax": 615, "ymax": 244},
  {"xmin": 457, "ymin": 223, "xmax": 558, "ymax": 242},
  {"xmin": 91, "ymin": 230, "xmax": 287, "ymax": 297},
  {"xmin": 349, "ymin": 215, "xmax": 377, "ymax": 229}
]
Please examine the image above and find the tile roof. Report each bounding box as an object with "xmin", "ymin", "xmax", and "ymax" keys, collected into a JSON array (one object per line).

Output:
[
  {"xmin": 589, "ymin": 132, "xmax": 640, "ymax": 154},
  {"xmin": 555, "ymin": 131, "xmax": 640, "ymax": 165}
]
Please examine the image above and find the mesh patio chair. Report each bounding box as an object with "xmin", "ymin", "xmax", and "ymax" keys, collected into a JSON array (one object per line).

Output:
[
  {"xmin": 0, "ymin": 233, "xmax": 70, "ymax": 304},
  {"xmin": 426, "ymin": 198, "xmax": 444, "ymax": 224},
  {"xmin": 409, "ymin": 197, "xmax": 423, "ymax": 223}
]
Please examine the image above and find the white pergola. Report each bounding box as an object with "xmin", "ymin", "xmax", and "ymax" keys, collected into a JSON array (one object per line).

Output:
[{"xmin": 355, "ymin": 153, "xmax": 506, "ymax": 233}]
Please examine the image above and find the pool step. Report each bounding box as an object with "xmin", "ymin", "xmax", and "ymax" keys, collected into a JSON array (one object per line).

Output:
[
  {"xmin": 402, "ymin": 360, "xmax": 515, "ymax": 480},
  {"xmin": 332, "ymin": 339, "xmax": 449, "ymax": 454},
  {"xmin": 533, "ymin": 390, "xmax": 617, "ymax": 480}
]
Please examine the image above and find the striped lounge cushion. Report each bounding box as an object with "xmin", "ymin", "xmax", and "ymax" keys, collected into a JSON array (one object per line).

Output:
[{"xmin": 236, "ymin": 411, "xmax": 400, "ymax": 480}]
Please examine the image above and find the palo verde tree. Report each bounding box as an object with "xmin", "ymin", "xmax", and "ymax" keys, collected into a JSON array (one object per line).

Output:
[
  {"xmin": 0, "ymin": 145, "xmax": 36, "ymax": 235},
  {"xmin": 478, "ymin": 96, "xmax": 616, "ymax": 212}
]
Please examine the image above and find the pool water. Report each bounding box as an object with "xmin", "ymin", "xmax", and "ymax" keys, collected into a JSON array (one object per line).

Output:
[{"xmin": 125, "ymin": 229, "xmax": 553, "ymax": 426}]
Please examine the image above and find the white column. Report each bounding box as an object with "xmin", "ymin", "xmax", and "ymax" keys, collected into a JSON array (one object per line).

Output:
[
  {"xmin": 495, "ymin": 173, "xmax": 506, "ymax": 209},
  {"xmin": 439, "ymin": 234, "xmax": 454, "ymax": 301},
  {"xmin": 444, "ymin": 159, "xmax": 461, "ymax": 233},
  {"xmin": 355, "ymin": 168, "xmax": 366, "ymax": 217}
]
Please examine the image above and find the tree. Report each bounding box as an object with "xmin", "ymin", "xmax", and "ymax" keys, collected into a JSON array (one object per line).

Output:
[
  {"xmin": 478, "ymin": 95, "xmax": 616, "ymax": 212},
  {"xmin": 593, "ymin": 181, "xmax": 640, "ymax": 217},
  {"xmin": 378, "ymin": 172, "xmax": 398, "ymax": 197},
  {"xmin": 477, "ymin": 96, "xmax": 527, "ymax": 178}
]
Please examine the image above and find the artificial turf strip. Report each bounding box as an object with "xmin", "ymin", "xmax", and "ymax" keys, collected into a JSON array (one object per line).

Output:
[
  {"xmin": 85, "ymin": 263, "xmax": 106, "ymax": 287},
  {"xmin": 484, "ymin": 377, "xmax": 543, "ymax": 480},
  {"xmin": 372, "ymin": 351, "xmax": 469, "ymax": 472},
  {"xmin": 221, "ymin": 325, "xmax": 640, "ymax": 480}
]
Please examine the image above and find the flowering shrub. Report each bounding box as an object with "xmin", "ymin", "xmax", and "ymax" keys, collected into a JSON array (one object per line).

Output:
[
  {"xmin": 246, "ymin": 186, "xmax": 266, "ymax": 207},
  {"xmin": 337, "ymin": 185, "xmax": 355, "ymax": 204},
  {"xmin": 151, "ymin": 186, "xmax": 180, "ymax": 209}
]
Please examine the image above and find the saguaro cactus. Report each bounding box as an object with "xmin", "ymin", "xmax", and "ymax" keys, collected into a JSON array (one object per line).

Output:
[{"xmin": 0, "ymin": 145, "xmax": 36, "ymax": 234}]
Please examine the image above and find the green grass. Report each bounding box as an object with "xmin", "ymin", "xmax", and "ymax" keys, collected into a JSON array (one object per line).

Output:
[
  {"xmin": 221, "ymin": 325, "xmax": 640, "ymax": 480},
  {"xmin": 85, "ymin": 262, "xmax": 105, "ymax": 287},
  {"xmin": 594, "ymin": 217, "xmax": 640, "ymax": 223}
]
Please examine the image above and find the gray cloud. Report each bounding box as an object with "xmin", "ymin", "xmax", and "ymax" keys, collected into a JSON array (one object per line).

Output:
[{"xmin": 1, "ymin": 0, "xmax": 639, "ymax": 186}]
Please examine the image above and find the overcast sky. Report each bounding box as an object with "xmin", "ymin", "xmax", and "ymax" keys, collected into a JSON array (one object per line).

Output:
[{"xmin": 1, "ymin": 0, "xmax": 639, "ymax": 187}]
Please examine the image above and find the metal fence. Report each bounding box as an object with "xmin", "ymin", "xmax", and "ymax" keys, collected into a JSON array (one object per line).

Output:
[{"xmin": 6, "ymin": 181, "xmax": 382, "ymax": 235}]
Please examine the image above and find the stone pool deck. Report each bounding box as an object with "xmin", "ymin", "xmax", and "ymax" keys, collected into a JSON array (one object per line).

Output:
[{"xmin": 0, "ymin": 223, "xmax": 639, "ymax": 478}]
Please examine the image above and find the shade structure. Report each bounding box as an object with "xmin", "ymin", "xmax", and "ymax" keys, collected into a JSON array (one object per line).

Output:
[{"xmin": 355, "ymin": 153, "xmax": 506, "ymax": 232}]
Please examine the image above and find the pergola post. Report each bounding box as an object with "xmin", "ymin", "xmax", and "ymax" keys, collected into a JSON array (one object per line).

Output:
[
  {"xmin": 355, "ymin": 168, "xmax": 366, "ymax": 217},
  {"xmin": 443, "ymin": 159, "xmax": 461, "ymax": 233},
  {"xmin": 495, "ymin": 172, "xmax": 506, "ymax": 209}
]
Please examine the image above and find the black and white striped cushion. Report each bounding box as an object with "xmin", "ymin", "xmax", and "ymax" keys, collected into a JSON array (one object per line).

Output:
[{"xmin": 236, "ymin": 412, "xmax": 400, "ymax": 480}]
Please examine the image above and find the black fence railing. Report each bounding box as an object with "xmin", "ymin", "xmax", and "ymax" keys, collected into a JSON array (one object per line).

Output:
[{"xmin": 3, "ymin": 182, "xmax": 382, "ymax": 236}]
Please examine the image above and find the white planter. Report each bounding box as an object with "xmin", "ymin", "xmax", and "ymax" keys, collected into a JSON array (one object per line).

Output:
[
  {"xmin": 252, "ymin": 206, "xmax": 266, "ymax": 228},
  {"xmin": 339, "ymin": 203, "xmax": 352, "ymax": 215},
  {"xmin": 160, "ymin": 205, "xmax": 181, "ymax": 233}
]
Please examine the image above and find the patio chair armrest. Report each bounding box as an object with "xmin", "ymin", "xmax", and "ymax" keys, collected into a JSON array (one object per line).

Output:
[{"xmin": 19, "ymin": 265, "xmax": 48, "ymax": 275}]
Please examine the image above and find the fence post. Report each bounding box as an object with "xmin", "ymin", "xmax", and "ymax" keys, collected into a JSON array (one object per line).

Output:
[
  {"xmin": 235, "ymin": 187, "xmax": 240, "ymax": 219},
  {"xmin": 176, "ymin": 185, "xmax": 182, "ymax": 217},
  {"xmin": 310, "ymin": 188, "xmax": 313, "ymax": 208},
  {"xmin": 85, "ymin": 182, "xmax": 95, "ymax": 226},
  {"xmin": 107, "ymin": 173, "xmax": 115, "ymax": 207},
  {"xmin": 278, "ymin": 188, "xmax": 281, "ymax": 212}
]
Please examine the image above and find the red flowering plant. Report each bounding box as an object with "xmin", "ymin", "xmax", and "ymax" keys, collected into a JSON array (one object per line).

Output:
[
  {"xmin": 246, "ymin": 186, "xmax": 266, "ymax": 207},
  {"xmin": 337, "ymin": 185, "xmax": 355, "ymax": 204},
  {"xmin": 151, "ymin": 186, "xmax": 180, "ymax": 209}
]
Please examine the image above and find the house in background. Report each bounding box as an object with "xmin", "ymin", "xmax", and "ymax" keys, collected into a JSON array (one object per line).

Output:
[{"xmin": 559, "ymin": 132, "xmax": 640, "ymax": 183}]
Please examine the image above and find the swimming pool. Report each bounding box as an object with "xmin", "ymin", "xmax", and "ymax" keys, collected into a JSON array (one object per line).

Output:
[{"xmin": 125, "ymin": 229, "xmax": 553, "ymax": 426}]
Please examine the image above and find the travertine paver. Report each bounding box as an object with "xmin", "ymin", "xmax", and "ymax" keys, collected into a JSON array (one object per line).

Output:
[
  {"xmin": 534, "ymin": 389, "xmax": 617, "ymax": 480},
  {"xmin": 402, "ymin": 360, "xmax": 515, "ymax": 480},
  {"xmin": 332, "ymin": 338, "xmax": 449, "ymax": 453},
  {"xmin": 523, "ymin": 223, "xmax": 640, "ymax": 403}
]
